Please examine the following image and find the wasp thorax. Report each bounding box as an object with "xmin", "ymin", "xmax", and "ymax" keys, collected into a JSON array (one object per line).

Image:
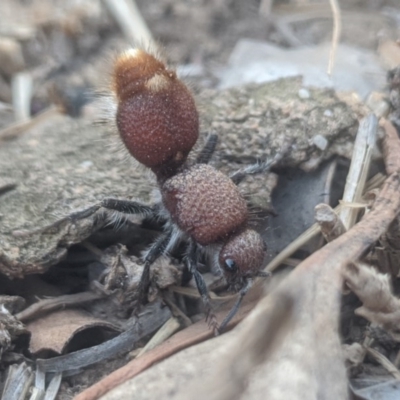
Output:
[
  {"xmin": 112, "ymin": 49, "xmax": 199, "ymax": 177},
  {"xmin": 161, "ymin": 164, "xmax": 249, "ymax": 246},
  {"xmin": 219, "ymin": 229, "xmax": 266, "ymax": 279}
]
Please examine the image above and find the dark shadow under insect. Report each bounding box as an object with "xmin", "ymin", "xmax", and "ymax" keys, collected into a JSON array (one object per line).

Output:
[{"xmin": 69, "ymin": 49, "xmax": 277, "ymax": 333}]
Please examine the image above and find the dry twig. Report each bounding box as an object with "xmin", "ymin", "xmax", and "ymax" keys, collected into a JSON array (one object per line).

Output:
[
  {"xmin": 101, "ymin": 0, "xmax": 155, "ymax": 49},
  {"xmin": 16, "ymin": 291, "xmax": 105, "ymax": 322},
  {"xmin": 327, "ymin": 0, "xmax": 341, "ymax": 75},
  {"xmin": 339, "ymin": 115, "xmax": 378, "ymax": 229},
  {"xmin": 136, "ymin": 317, "xmax": 181, "ymax": 358},
  {"xmin": 365, "ymin": 347, "xmax": 400, "ymax": 379}
]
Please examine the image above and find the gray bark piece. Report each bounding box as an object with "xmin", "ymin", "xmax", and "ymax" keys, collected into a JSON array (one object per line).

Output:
[
  {"xmin": 0, "ymin": 115, "xmax": 152, "ymax": 277},
  {"xmin": 0, "ymin": 78, "xmax": 361, "ymax": 277},
  {"xmin": 198, "ymin": 77, "xmax": 360, "ymax": 171}
]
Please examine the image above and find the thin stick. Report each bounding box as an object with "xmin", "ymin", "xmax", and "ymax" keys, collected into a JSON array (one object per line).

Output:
[
  {"xmin": 0, "ymin": 106, "xmax": 59, "ymax": 141},
  {"xmin": 327, "ymin": 0, "xmax": 341, "ymax": 75},
  {"xmin": 136, "ymin": 317, "xmax": 181, "ymax": 358},
  {"xmin": 11, "ymin": 72, "xmax": 32, "ymax": 122},
  {"xmin": 16, "ymin": 291, "xmax": 104, "ymax": 322},
  {"xmin": 365, "ymin": 347, "xmax": 400, "ymax": 380},
  {"xmin": 101, "ymin": 0, "xmax": 155, "ymax": 50},
  {"xmin": 162, "ymin": 292, "xmax": 192, "ymax": 327},
  {"xmin": 339, "ymin": 115, "xmax": 378, "ymax": 230}
]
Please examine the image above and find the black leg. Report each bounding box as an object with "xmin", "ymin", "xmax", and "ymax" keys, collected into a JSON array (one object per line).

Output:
[
  {"xmin": 136, "ymin": 228, "xmax": 174, "ymax": 305},
  {"xmin": 196, "ymin": 133, "xmax": 218, "ymax": 164},
  {"xmin": 101, "ymin": 198, "xmax": 155, "ymax": 216},
  {"xmin": 69, "ymin": 198, "xmax": 156, "ymax": 221},
  {"xmin": 68, "ymin": 204, "xmax": 102, "ymax": 220},
  {"xmin": 230, "ymin": 159, "xmax": 277, "ymax": 186},
  {"xmin": 185, "ymin": 240, "xmax": 218, "ymax": 332},
  {"xmin": 218, "ymin": 278, "xmax": 253, "ymax": 333},
  {"xmin": 230, "ymin": 144, "xmax": 290, "ymax": 185}
]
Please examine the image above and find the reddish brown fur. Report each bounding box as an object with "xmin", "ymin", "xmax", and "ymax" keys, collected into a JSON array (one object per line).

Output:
[
  {"xmin": 113, "ymin": 50, "xmax": 167, "ymax": 102},
  {"xmin": 161, "ymin": 164, "xmax": 248, "ymax": 245},
  {"xmin": 113, "ymin": 49, "xmax": 199, "ymax": 176}
]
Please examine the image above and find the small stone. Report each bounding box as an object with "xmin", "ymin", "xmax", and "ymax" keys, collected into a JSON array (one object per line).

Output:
[
  {"xmin": 79, "ymin": 160, "xmax": 93, "ymax": 168},
  {"xmin": 324, "ymin": 109, "xmax": 333, "ymax": 117},
  {"xmin": 298, "ymin": 88, "xmax": 310, "ymax": 99},
  {"xmin": 313, "ymin": 135, "xmax": 328, "ymax": 151}
]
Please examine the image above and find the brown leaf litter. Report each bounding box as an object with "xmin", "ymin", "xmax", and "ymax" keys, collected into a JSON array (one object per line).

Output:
[{"xmin": 27, "ymin": 309, "xmax": 120, "ymax": 355}]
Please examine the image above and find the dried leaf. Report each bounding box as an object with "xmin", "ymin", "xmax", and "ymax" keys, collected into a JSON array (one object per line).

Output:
[
  {"xmin": 27, "ymin": 309, "xmax": 120, "ymax": 355},
  {"xmin": 343, "ymin": 263, "xmax": 400, "ymax": 335}
]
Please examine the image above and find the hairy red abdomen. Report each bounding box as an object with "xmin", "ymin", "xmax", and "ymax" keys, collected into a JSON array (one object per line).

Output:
[{"xmin": 113, "ymin": 49, "xmax": 199, "ymax": 177}]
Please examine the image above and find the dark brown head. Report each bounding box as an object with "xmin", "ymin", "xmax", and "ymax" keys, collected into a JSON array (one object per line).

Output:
[
  {"xmin": 112, "ymin": 49, "xmax": 199, "ymax": 178},
  {"xmin": 219, "ymin": 229, "xmax": 266, "ymax": 287}
]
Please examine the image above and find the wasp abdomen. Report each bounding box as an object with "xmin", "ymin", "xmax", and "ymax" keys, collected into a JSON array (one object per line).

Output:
[{"xmin": 113, "ymin": 49, "xmax": 199, "ymax": 176}]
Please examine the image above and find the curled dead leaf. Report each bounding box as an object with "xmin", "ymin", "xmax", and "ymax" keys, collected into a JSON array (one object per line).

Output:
[
  {"xmin": 343, "ymin": 262, "xmax": 400, "ymax": 336},
  {"xmin": 27, "ymin": 309, "xmax": 121, "ymax": 355}
]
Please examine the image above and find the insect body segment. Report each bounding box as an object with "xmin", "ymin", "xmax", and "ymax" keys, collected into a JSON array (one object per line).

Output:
[
  {"xmin": 161, "ymin": 164, "xmax": 248, "ymax": 245},
  {"xmin": 114, "ymin": 49, "xmax": 199, "ymax": 179}
]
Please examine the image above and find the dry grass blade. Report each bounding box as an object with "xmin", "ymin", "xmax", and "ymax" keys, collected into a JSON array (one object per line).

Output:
[
  {"xmin": 136, "ymin": 317, "xmax": 181, "ymax": 358},
  {"xmin": 11, "ymin": 72, "xmax": 32, "ymax": 122},
  {"xmin": 43, "ymin": 373, "xmax": 62, "ymax": 400},
  {"xmin": 0, "ymin": 106, "xmax": 59, "ymax": 142},
  {"xmin": 365, "ymin": 347, "xmax": 400, "ymax": 379},
  {"xmin": 327, "ymin": 0, "xmax": 341, "ymax": 75},
  {"xmin": 101, "ymin": 0, "xmax": 155, "ymax": 49},
  {"xmin": 2, "ymin": 363, "xmax": 33, "ymax": 400},
  {"xmin": 339, "ymin": 114, "xmax": 378, "ymax": 229},
  {"xmin": 34, "ymin": 367, "xmax": 45, "ymax": 398},
  {"xmin": 265, "ymin": 218, "xmax": 324, "ymax": 272}
]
